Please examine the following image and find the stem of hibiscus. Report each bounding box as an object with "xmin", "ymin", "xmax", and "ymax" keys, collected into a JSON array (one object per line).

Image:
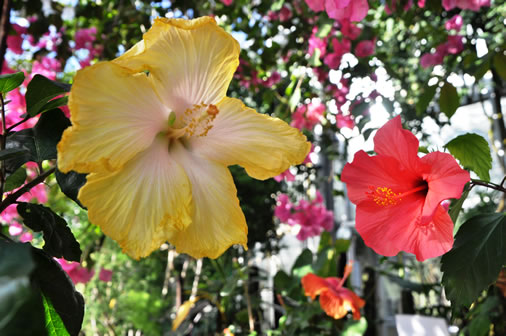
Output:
[
  {"xmin": 0, "ymin": 93, "xmax": 7, "ymax": 197},
  {"xmin": 470, "ymin": 177, "xmax": 506, "ymax": 193}
]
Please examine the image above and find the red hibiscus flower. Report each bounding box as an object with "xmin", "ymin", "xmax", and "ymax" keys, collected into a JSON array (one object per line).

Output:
[
  {"xmin": 341, "ymin": 116, "xmax": 470, "ymax": 261},
  {"xmin": 301, "ymin": 264, "xmax": 365, "ymax": 320}
]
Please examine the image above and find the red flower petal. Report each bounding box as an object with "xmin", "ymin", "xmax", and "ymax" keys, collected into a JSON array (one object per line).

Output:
[
  {"xmin": 320, "ymin": 287, "xmax": 365, "ymax": 320},
  {"xmin": 373, "ymin": 116, "xmax": 420, "ymax": 171},
  {"xmin": 301, "ymin": 273, "xmax": 330, "ymax": 300}
]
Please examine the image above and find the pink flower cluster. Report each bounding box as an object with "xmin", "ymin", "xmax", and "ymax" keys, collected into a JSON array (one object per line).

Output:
[
  {"xmin": 445, "ymin": 14, "xmax": 463, "ymax": 31},
  {"xmin": 442, "ymin": 0, "xmax": 490, "ymax": 11},
  {"xmin": 291, "ymin": 102, "xmax": 325, "ymax": 130},
  {"xmin": 420, "ymin": 35, "xmax": 464, "ymax": 68},
  {"xmin": 305, "ymin": 0, "xmax": 369, "ymax": 22},
  {"xmin": 275, "ymin": 192, "xmax": 334, "ymax": 241},
  {"xmin": 7, "ymin": 24, "xmax": 27, "ymax": 54},
  {"xmin": 235, "ymin": 59, "xmax": 282, "ymax": 90},
  {"xmin": 74, "ymin": 27, "xmax": 101, "ymax": 68},
  {"xmin": 56, "ymin": 258, "xmax": 113, "ymax": 284}
]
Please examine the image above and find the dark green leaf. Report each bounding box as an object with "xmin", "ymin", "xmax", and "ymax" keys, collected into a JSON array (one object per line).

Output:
[
  {"xmin": 492, "ymin": 51, "xmax": 506, "ymax": 80},
  {"xmin": 42, "ymin": 294, "xmax": 70, "ymax": 336},
  {"xmin": 37, "ymin": 96, "xmax": 69, "ymax": 116},
  {"xmin": 439, "ymin": 82, "xmax": 460, "ymax": 118},
  {"xmin": 468, "ymin": 316, "xmax": 490, "ymax": 336},
  {"xmin": 449, "ymin": 187, "xmax": 470, "ymax": 227},
  {"xmin": 55, "ymin": 169, "xmax": 87, "ymax": 209},
  {"xmin": 291, "ymin": 248, "xmax": 313, "ymax": 278},
  {"xmin": 4, "ymin": 167, "xmax": 27, "ymax": 192},
  {"xmin": 441, "ymin": 213, "xmax": 506, "ymax": 307},
  {"xmin": 0, "ymin": 242, "xmax": 46, "ymax": 336},
  {"xmin": 25, "ymin": 75, "xmax": 70, "ymax": 117},
  {"xmin": 31, "ymin": 248, "xmax": 84, "ymax": 336},
  {"xmin": 289, "ymin": 83, "xmax": 301, "ymax": 112},
  {"xmin": 446, "ymin": 133, "xmax": 492, "ymax": 181},
  {"xmin": 362, "ymin": 128, "xmax": 376, "ymax": 141},
  {"xmin": 0, "ymin": 147, "xmax": 29, "ymax": 160},
  {"xmin": 17, "ymin": 203, "xmax": 81, "ymax": 262},
  {"xmin": 0, "ymin": 72, "xmax": 25, "ymax": 94},
  {"xmin": 416, "ymin": 83, "xmax": 437, "ymax": 116},
  {"xmin": 5, "ymin": 109, "xmax": 71, "ymax": 172}
]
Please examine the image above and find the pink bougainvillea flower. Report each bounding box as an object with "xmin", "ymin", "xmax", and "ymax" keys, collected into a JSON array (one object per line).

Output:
[
  {"xmin": 385, "ymin": 0, "xmax": 413, "ymax": 14},
  {"xmin": 418, "ymin": 0, "xmax": 426, "ymax": 7},
  {"xmin": 340, "ymin": 19, "xmax": 361, "ymax": 40},
  {"xmin": 445, "ymin": 35, "xmax": 464, "ymax": 54},
  {"xmin": 324, "ymin": 38, "xmax": 351, "ymax": 69},
  {"xmin": 7, "ymin": 24, "xmax": 26, "ymax": 54},
  {"xmin": 278, "ymin": 6, "xmax": 293, "ymax": 22},
  {"xmin": 302, "ymin": 264, "xmax": 365, "ymax": 320},
  {"xmin": 221, "ymin": 0, "xmax": 233, "ymax": 6},
  {"xmin": 274, "ymin": 169, "xmax": 296, "ymax": 182},
  {"xmin": 326, "ymin": 0, "xmax": 369, "ymax": 22},
  {"xmin": 445, "ymin": 14, "xmax": 463, "ymax": 31},
  {"xmin": 99, "ymin": 268, "xmax": 113, "ymax": 282},
  {"xmin": 57, "ymin": 17, "xmax": 310, "ymax": 259},
  {"xmin": 308, "ymin": 26, "xmax": 327, "ymax": 59},
  {"xmin": 341, "ymin": 116, "xmax": 470, "ymax": 261},
  {"xmin": 354, "ymin": 39, "xmax": 375, "ymax": 58},
  {"xmin": 275, "ymin": 191, "xmax": 333, "ymax": 241},
  {"xmin": 56, "ymin": 258, "xmax": 95, "ymax": 284},
  {"xmin": 304, "ymin": 0, "xmax": 325, "ymax": 12},
  {"xmin": 291, "ymin": 102, "xmax": 325, "ymax": 130},
  {"xmin": 443, "ymin": 0, "xmax": 490, "ymax": 11},
  {"xmin": 336, "ymin": 113, "xmax": 354, "ymax": 129}
]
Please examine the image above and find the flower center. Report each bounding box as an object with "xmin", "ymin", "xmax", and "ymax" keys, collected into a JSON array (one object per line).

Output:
[
  {"xmin": 168, "ymin": 103, "xmax": 219, "ymax": 139},
  {"xmin": 366, "ymin": 183, "xmax": 428, "ymax": 207}
]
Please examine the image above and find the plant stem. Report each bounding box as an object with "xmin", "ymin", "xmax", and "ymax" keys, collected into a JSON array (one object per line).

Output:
[
  {"xmin": 470, "ymin": 178, "xmax": 506, "ymax": 193},
  {"xmin": 0, "ymin": 167, "xmax": 55, "ymax": 214},
  {"xmin": 5, "ymin": 116, "xmax": 30, "ymax": 133}
]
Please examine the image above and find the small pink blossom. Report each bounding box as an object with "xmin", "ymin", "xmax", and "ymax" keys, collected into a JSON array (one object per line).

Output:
[
  {"xmin": 221, "ymin": 0, "xmax": 233, "ymax": 5},
  {"xmin": 263, "ymin": 72, "xmax": 281, "ymax": 88},
  {"xmin": 324, "ymin": 38, "xmax": 351, "ymax": 69},
  {"xmin": 99, "ymin": 268, "xmax": 113, "ymax": 282},
  {"xmin": 340, "ymin": 19, "xmax": 361, "ymax": 40},
  {"xmin": 305, "ymin": 0, "xmax": 325, "ymax": 12},
  {"xmin": 274, "ymin": 169, "xmax": 296, "ymax": 182},
  {"xmin": 445, "ymin": 14, "xmax": 463, "ymax": 31},
  {"xmin": 274, "ymin": 194, "xmax": 294, "ymax": 223},
  {"xmin": 20, "ymin": 232, "xmax": 33, "ymax": 243},
  {"xmin": 325, "ymin": 0, "xmax": 369, "ymax": 22},
  {"xmin": 32, "ymin": 57, "xmax": 61, "ymax": 80},
  {"xmin": 337, "ymin": 114, "xmax": 354, "ymax": 129},
  {"xmin": 418, "ymin": 0, "xmax": 426, "ymax": 7},
  {"xmin": 291, "ymin": 102, "xmax": 325, "ymax": 131},
  {"xmin": 385, "ymin": 0, "xmax": 413, "ymax": 14},
  {"xmin": 56, "ymin": 258, "xmax": 95, "ymax": 284},
  {"xmin": 355, "ymin": 40, "xmax": 375, "ymax": 58},
  {"xmin": 446, "ymin": 35, "xmax": 464, "ymax": 54},
  {"xmin": 308, "ymin": 27, "xmax": 327, "ymax": 59},
  {"xmin": 443, "ymin": 0, "xmax": 490, "ymax": 11},
  {"xmin": 279, "ymin": 6, "xmax": 293, "ymax": 22}
]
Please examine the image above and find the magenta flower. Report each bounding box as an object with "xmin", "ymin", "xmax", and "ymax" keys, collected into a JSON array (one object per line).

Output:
[
  {"xmin": 355, "ymin": 40, "xmax": 375, "ymax": 58},
  {"xmin": 326, "ymin": 0, "xmax": 369, "ymax": 22},
  {"xmin": 445, "ymin": 14, "xmax": 463, "ymax": 31},
  {"xmin": 291, "ymin": 102, "xmax": 325, "ymax": 131},
  {"xmin": 442, "ymin": 0, "xmax": 490, "ymax": 11},
  {"xmin": 340, "ymin": 19, "xmax": 362, "ymax": 40},
  {"xmin": 57, "ymin": 259, "xmax": 95, "ymax": 284},
  {"xmin": 324, "ymin": 38, "xmax": 351, "ymax": 69},
  {"xmin": 274, "ymin": 194, "xmax": 294, "ymax": 223},
  {"xmin": 274, "ymin": 169, "xmax": 296, "ymax": 183},
  {"xmin": 308, "ymin": 27, "xmax": 328, "ymax": 59},
  {"xmin": 385, "ymin": 0, "xmax": 413, "ymax": 14},
  {"xmin": 99, "ymin": 268, "xmax": 113, "ymax": 282},
  {"xmin": 221, "ymin": 0, "xmax": 233, "ymax": 5},
  {"xmin": 7, "ymin": 24, "xmax": 26, "ymax": 54}
]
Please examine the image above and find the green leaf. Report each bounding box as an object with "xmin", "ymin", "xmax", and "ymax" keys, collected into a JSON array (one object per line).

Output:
[
  {"xmin": 17, "ymin": 203, "xmax": 81, "ymax": 262},
  {"xmin": 0, "ymin": 242, "xmax": 46, "ymax": 336},
  {"xmin": 25, "ymin": 75, "xmax": 70, "ymax": 117},
  {"xmin": 55, "ymin": 169, "xmax": 87, "ymax": 209},
  {"xmin": 0, "ymin": 72, "xmax": 25, "ymax": 94},
  {"xmin": 492, "ymin": 51, "xmax": 506, "ymax": 80},
  {"xmin": 449, "ymin": 188, "xmax": 469, "ymax": 229},
  {"xmin": 342, "ymin": 317, "xmax": 368, "ymax": 336},
  {"xmin": 42, "ymin": 293, "xmax": 70, "ymax": 336},
  {"xmin": 37, "ymin": 96, "xmax": 69, "ymax": 116},
  {"xmin": 4, "ymin": 167, "xmax": 27, "ymax": 192},
  {"xmin": 308, "ymin": 48, "xmax": 322, "ymax": 67},
  {"xmin": 5, "ymin": 109, "xmax": 71, "ymax": 172},
  {"xmin": 0, "ymin": 147, "xmax": 29, "ymax": 160},
  {"xmin": 441, "ymin": 213, "xmax": 506, "ymax": 307},
  {"xmin": 288, "ymin": 83, "xmax": 301, "ymax": 112},
  {"xmin": 439, "ymin": 82, "xmax": 460, "ymax": 118},
  {"xmin": 316, "ymin": 23, "xmax": 332, "ymax": 38},
  {"xmin": 445, "ymin": 133, "xmax": 492, "ymax": 181},
  {"xmin": 291, "ymin": 248, "xmax": 314, "ymax": 278},
  {"xmin": 31, "ymin": 248, "xmax": 84, "ymax": 336},
  {"xmin": 416, "ymin": 83, "xmax": 437, "ymax": 116}
]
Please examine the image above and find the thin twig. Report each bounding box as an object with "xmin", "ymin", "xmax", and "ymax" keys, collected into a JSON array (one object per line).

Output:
[
  {"xmin": 0, "ymin": 167, "xmax": 56, "ymax": 214},
  {"xmin": 5, "ymin": 116, "xmax": 30, "ymax": 133},
  {"xmin": 470, "ymin": 178, "xmax": 506, "ymax": 193},
  {"xmin": 0, "ymin": 93, "xmax": 7, "ymax": 197}
]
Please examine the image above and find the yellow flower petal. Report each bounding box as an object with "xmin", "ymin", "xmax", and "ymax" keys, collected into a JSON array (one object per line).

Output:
[
  {"xmin": 190, "ymin": 97, "xmax": 311, "ymax": 180},
  {"xmin": 78, "ymin": 138, "xmax": 193, "ymax": 259},
  {"xmin": 169, "ymin": 141, "xmax": 247, "ymax": 259},
  {"xmin": 114, "ymin": 17, "xmax": 239, "ymax": 113},
  {"xmin": 57, "ymin": 62, "xmax": 169, "ymax": 173}
]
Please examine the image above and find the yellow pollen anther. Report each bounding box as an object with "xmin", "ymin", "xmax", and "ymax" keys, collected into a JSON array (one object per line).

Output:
[
  {"xmin": 206, "ymin": 104, "xmax": 219, "ymax": 116},
  {"xmin": 172, "ymin": 103, "xmax": 220, "ymax": 138},
  {"xmin": 366, "ymin": 186, "xmax": 401, "ymax": 206}
]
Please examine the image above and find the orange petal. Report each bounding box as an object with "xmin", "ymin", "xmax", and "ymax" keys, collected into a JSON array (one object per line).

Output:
[
  {"xmin": 301, "ymin": 273, "xmax": 329, "ymax": 300},
  {"xmin": 319, "ymin": 287, "xmax": 365, "ymax": 320}
]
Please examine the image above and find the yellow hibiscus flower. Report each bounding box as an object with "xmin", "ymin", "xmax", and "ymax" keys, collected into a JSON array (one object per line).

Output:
[{"xmin": 57, "ymin": 17, "xmax": 310, "ymax": 259}]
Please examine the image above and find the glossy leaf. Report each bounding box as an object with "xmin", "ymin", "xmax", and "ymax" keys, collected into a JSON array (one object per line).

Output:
[
  {"xmin": 25, "ymin": 75, "xmax": 70, "ymax": 116},
  {"xmin": 0, "ymin": 72, "xmax": 25, "ymax": 94},
  {"xmin": 291, "ymin": 248, "xmax": 314, "ymax": 278},
  {"xmin": 4, "ymin": 167, "xmax": 27, "ymax": 192},
  {"xmin": 446, "ymin": 133, "xmax": 492, "ymax": 181},
  {"xmin": 55, "ymin": 169, "xmax": 87, "ymax": 209},
  {"xmin": 439, "ymin": 82, "xmax": 459, "ymax": 118},
  {"xmin": 42, "ymin": 293, "xmax": 70, "ymax": 336},
  {"xmin": 416, "ymin": 83, "xmax": 437, "ymax": 116},
  {"xmin": 17, "ymin": 203, "xmax": 81, "ymax": 262},
  {"xmin": 441, "ymin": 213, "xmax": 506, "ymax": 307}
]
